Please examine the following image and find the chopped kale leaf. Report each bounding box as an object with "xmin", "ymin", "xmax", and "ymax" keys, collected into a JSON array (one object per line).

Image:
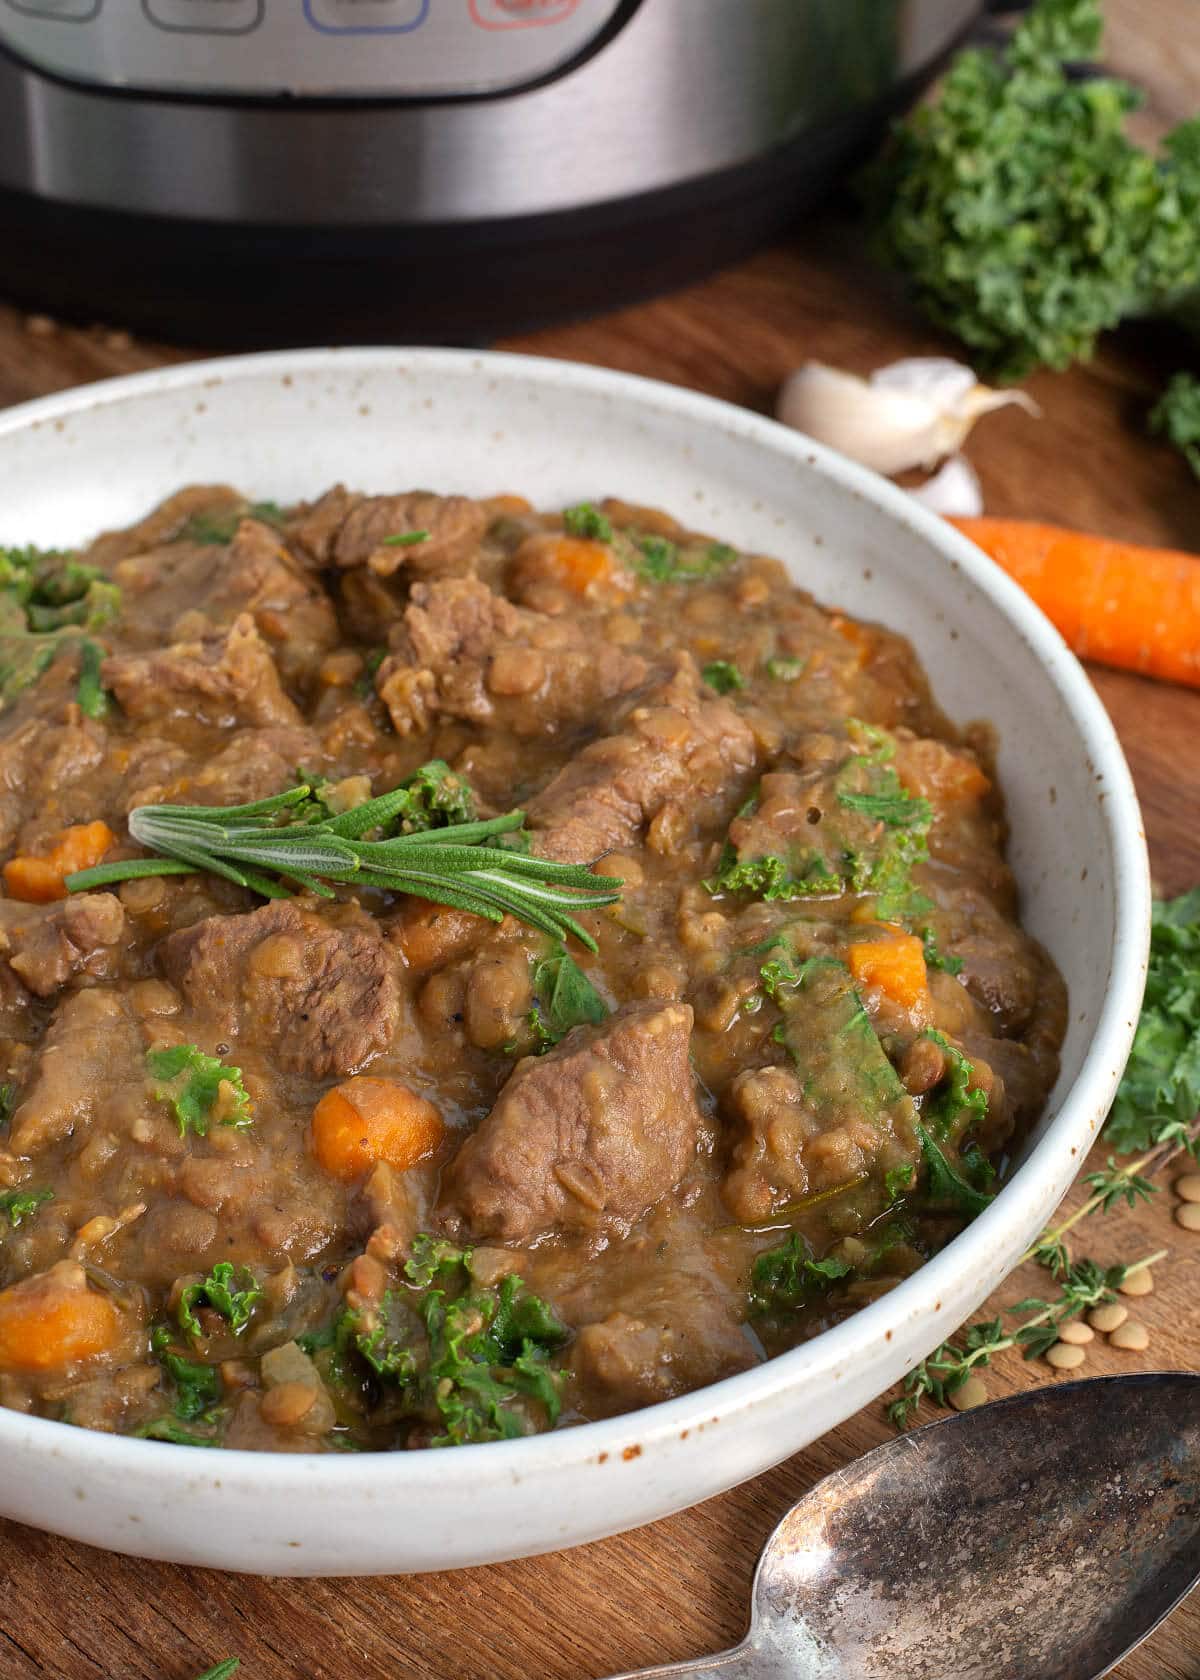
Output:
[
  {"xmin": 75, "ymin": 638, "xmax": 110, "ymax": 719},
  {"xmin": 0, "ymin": 545, "xmax": 122, "ymax": 708},
  {"xmin": 1106, "ymin": 887, "xmax": 1200, "ymax": 1152},
  {"xmin": 521, "ymin": 943, "xmax": 608, "ymax": 1053},
  {"xmin": 749, "ymin": 1232, "xmax": 851, "ymax": 1316},
  {"xmin": 134, "ymin": 1415, "xmax": 222, "ymax": 1447},
  {"xmin": 0, "ymin": 1186, "xmax": 53, "ymax": 1229},
  {"xmin": 626, "ymin": 532, "xmax": 738, "ymax": 583},
  {"xmin": 562, "ymin": 503, "xmax": 613, "ymax": 542},
  {"xmin": 921, "ymin": 926, "xmax": 964, "ymax": 976},
  {"xmin": 920, "ymin": 1029, "xmax": 988, "ymax": 1142},
  {"xmin": 150, "ymin": 1324, "xmax": 221, "ymax": 1420},
  {"xmin": 177, "ymin": 1263, "xmax": 263, "ymax": 1341},
  {"xmin": 146, "ymin": 1044, "xmax": 253, "ymax": 1138},
  {"xmin": 885, "ymin": 1162, "xmax": 916, "ymax": 1203},
  {"xmin": 179, "ymin": 501, "xmax": 285, "ymax": 544},
  {"xmin": 701, "ymin": 660, "xmax": 745, "ymax": 695},
  {"xmin": 328, "ymin": 1234, "xmax": 571, "ymax": 1447},
  {"xmin": 707, "ymin": 729, "xmax": 933, "ymax": 906},
  {"xmin": 916, "ymin": 1123, "xmax": 995, "ymax": 1218}
]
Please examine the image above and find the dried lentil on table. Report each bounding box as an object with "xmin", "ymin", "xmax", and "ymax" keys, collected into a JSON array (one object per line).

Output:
[
  {"xmin": 1056, "ymin": 1320, "xmax": 1094, "ymax": 1346},
  {"xmin": 1110, "ymin": 1320, "xmax": 1151, "ymax": 1352},
  {"xmin": 948, "ymin": 1376, "xmax": 988, "ymax": 1411},
  {"xmin": 1118, "ymin": 1268, "xmax": 1155, "ymax": 1297},
  {"xmin": 1089, "ymin": 1302, "xmax": 1129, "ymax": 1333},
  {"xmin": 1045, "ymin": 1342, "xmax": 1086, "ymax": 1371}
]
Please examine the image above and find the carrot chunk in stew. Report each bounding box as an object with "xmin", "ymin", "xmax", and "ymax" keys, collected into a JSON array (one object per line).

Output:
[{"xmin": 312, "ymin": 1077, "xmax": 445, "ymax": 1181}]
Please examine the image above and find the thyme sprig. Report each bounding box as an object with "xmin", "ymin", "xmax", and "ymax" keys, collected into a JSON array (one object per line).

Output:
[
  {"xmin": 63, "ymin": 784, "xmax": 621, "ymax": 952},
  {"xmin": 887, "ymin": 1247, "xmax": 1166, "ymax": 1429},
  {"xmin": 1033, "ymin": 1115, "xmax": 1200, "ymax": 1264},
  {"xmin": 888, "ymin": 1114, "xmax": 1200, "ymax": 1428}
]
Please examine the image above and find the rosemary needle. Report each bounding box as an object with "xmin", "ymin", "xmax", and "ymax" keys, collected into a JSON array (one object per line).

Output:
[{"xmin": 65, "ymin": 782, "xmax": 622, "ymax": 952}]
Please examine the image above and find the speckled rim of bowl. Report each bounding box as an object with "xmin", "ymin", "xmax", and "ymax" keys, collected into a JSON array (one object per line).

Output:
[{"xmin": 0, "ymin": 349, "xmax": 1151, "ymax": 1544}]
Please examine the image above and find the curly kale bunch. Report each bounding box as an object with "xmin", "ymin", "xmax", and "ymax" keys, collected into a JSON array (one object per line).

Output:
[
  {"xmin": 864, "ymin": 0, "xmax": 1200, "ymax": 380},
  {"xmin": 1150, "ymin": 371, "xmax": 1200, "ymax": 479}
]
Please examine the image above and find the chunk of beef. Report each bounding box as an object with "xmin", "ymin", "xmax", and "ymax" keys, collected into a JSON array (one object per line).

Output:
[
  {"xmin": 103, "ymin": 614, "xmax": 301, "ymax": 729},
  {"xmin": 286, "ymin": 484, "xmax": 359, "ymax": 567},
  {"xmin": 0, "ymin": 713, "xmax": 107, "ymax": 851},
  {"xmin": 527, "ymin": 656, "xmax": 758, "ymax": 862},
  {"xmin": 174, "ymin": 1156, "xmax": 339, "ymax": 1262},
  {"xmin": 437, "ymin": 1000, "xmax": 705, "ymax": 1244},
  {"xmin": 376, "ymin": 575, "xmax": 647, "ymax": 739},
  {"xmin": 0, "ymin": 893, "xmax": 126, "ymax": 999},
  {"xmin": 8, "ymin": 987, "xmax": 144, "ymax": 1156},
  {"xmin": 933, "ymin": 883, "xmax": 1050, "ymax": 1036},
  {"xmin": 198, "ymin": 726, "xmax": 323, "ymax": 806},
  {"xmin": 83, "ymin": 484, "xmax": 242, "ymax": 569},
  {"xmin": 572, "ymin": 1282, "xmax": 757, "ymax": 1415},
  {"xmin": 338, "ymin": 568, "xmax": 408, "ymax": 642},
  {"xmin": 123, "ymin": 725, "xmax": 320, "ymax": 812},
  {"xmin": 289, "ymin": 486, "xmax": 486, "ymax": 578},
  {"xmin": 102, "ymin": 518, "xmax": 339, "ymax": 688},
  {"xmin": 161, "ymin": 899, "xmax": 399, "ymax": 1079},
  {"xmin": 206, "ymin": 520, "xmax": 339, "ymax": 688}
]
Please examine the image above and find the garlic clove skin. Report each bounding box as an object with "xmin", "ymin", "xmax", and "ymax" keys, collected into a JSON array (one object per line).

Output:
[
  {"xmin": 906, "ymin": 454, "xmax": 984, "ymax": 518},
  {"xmin": 775, "ymin": 357, "xmax": 1039, "ymax": 476}
]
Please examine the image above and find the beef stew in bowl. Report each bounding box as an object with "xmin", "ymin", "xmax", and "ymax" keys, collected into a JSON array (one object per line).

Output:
[{"xmin": 0, "ymin": 483, "xmax": 1065, "ymax": 1453}]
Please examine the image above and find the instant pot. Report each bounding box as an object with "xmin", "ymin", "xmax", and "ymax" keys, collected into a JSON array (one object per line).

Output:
[{"xmin": 0, "ymin": 0, "xmax": 987, "ymax": 345}]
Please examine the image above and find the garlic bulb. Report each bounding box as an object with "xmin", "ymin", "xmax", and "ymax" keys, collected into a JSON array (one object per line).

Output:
[
  {"xmin": 775, "ymin": 357, "xmax": 1038, "ymax": 475},
  {"xmin": 906, "ymin": 455, "xmax": 984, "ymax": 518}
]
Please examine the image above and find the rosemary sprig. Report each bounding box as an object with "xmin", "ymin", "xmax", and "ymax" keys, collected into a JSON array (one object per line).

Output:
[{"xmin": 64, "ymin": 783, "xmax": 621, "ymax": 952}]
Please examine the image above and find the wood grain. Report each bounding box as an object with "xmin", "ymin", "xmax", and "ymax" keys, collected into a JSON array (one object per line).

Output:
[{"xmin": 0, "ymin": 2, "xmax": 1198, "ymax": 1675}]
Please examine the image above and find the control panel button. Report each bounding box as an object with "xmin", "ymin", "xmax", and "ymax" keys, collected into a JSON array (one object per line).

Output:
[
  {"xmin": 3, "ymin": 0, "xmax": 99, "ymax": 19},
  {"xmin": 141, "ymin": 0, "xmax": 260, "ymax": 31},
  {"xmin": 469, "ymin": 0, "xmax": 581, "ymax": 26},
  {"xmin": 304, "ymin": 0, "xmax": 428, "ymax": 33}
]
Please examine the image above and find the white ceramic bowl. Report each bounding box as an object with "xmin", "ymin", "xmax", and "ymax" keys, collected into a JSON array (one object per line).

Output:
[{"xmin": 0, "ymin": 349, "xmax": 1148, "ymax": 1576}]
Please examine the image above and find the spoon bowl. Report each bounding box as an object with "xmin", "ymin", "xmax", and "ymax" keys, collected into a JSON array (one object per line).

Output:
[{"xmin": 607, "ymin": 1374, "xmax": 1200, "ymax": 1680}]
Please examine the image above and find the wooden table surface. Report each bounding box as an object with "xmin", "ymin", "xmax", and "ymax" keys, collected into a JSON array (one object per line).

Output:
[{"xmin": 1, "ymin": 3, "xmax": 1198, "ymax": 1675}]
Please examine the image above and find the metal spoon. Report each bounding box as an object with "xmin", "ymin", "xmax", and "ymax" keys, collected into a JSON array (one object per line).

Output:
[{"xmin": 604, "ymin": 1372, "xmax": 1200, "ymax": 1680}]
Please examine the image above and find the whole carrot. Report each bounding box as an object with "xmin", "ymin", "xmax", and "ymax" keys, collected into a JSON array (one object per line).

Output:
[{"xmin": 948, "ymin": 517, "xmax": 1200, "ymax": 689}]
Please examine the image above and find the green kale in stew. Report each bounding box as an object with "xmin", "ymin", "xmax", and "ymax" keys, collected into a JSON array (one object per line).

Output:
[{"xmin": 0, "ymin": 485, "xmax": 1065, "ymax": 1449}]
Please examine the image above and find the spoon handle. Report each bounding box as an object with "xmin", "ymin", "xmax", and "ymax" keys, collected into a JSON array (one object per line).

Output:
[{"xmin": 599, "ymin": 1643, "xmax": 768, "ymax": 1679}]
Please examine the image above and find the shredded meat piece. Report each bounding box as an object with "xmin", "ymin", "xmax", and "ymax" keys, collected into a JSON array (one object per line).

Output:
[
  {"xmin": 161, "ymin": 898, "xmax": 400, "ymax": 1079},
  {"xmin": 103, "ymin": 614, "xmax": 301, "ymax": 729},
  {"xmin": 103, "ymin": 516, "xmax": 339, "ymax": 688},
  {"xmin": 0, "ymin": 893, "xmax": 126, "ymax": 1000},
  {"xmin": 0, "ymin": 713, "xmax": 106, "ymax": 851},
  {"xmin": 289, "ymin": 486, "xmax": 486, "ymax": 577},
  {"xmin": 376, "ymin": 575, "xmax": 647, "ymax": 738},
  {"xmin": 527, "ymin": 656, "xmax": 758, "ymax": 861},
  {"xmin": 8, "ymin": 988, "xmax": 144, "ymax": 1157},
  {"xmin": 572, "ymin": 1281, "xmax": 756, "ymax": 1416},
  {"xmin": 437, "ymin": 1000, "xmax": 706, "ymax": 1245}
]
